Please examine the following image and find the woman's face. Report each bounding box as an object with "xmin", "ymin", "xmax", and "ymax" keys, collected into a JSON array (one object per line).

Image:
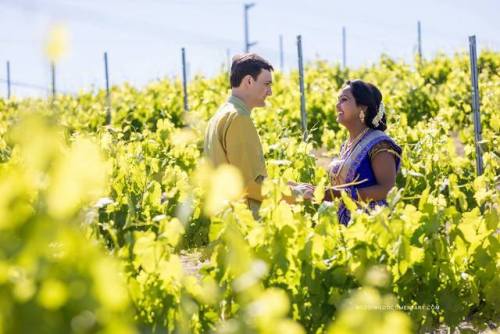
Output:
[{"xmin": 336, "ymin": 86, "xmax": 360, "ymax": 126}]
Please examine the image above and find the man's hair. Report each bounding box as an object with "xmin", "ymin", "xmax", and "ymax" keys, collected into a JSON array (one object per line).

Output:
[{"xmin": 230, "ymin": 53, "xmax": 274, "ymax": 88}]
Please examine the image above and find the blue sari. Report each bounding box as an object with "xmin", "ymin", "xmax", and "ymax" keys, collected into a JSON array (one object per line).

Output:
[{"xmin": 328, "ymin": 129, "xmax": 402, "ymax": 225}]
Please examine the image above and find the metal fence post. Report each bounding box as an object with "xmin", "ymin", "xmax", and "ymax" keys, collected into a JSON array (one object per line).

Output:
[
  {"xmin": 468, "ymin": 35, "xmax": 484, "ymax": 176},
  {"xmin": 6, "ymin": 61, "xmax": 11, "ymax": 99},
  {"xmin": 51, "ymin": 62, "xmax": 56, "ymax": 98},
  {"xmin": 182, "ymin": 47, "xmax": 189, "ymax": 111},
  {"xmin": 279, "ymin": 34, "xmax": 284, "ymax": 72},
  {"xmin": 297, "ymin": 35, "xmax": 308, "ymax": 141},
  {"xmin": 244, "ymin": 3, "xmax": 257, "ymax": 52},
  {"xmin": 104, "ymin": 52, "xmax": 112, "ymax": 125},
  {"xmin": 417, "ymin": 21, "xmax": 423, "ymax": 61},
  {"xmin": 342, "ymin": 26, "xmax": 347, "ymax": 69}
]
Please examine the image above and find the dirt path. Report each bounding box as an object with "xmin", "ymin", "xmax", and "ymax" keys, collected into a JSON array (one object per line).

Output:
[
  {"xmin": 312, "ymin": 147, "xmax": 332, "ymax": 170},
  {"xmin": 179, "ymin": 249, "xmax": 206, "ymax": 280},
  {"xmin": 451, "ymin": 131, "xmax": 465, "ymax": 157}
]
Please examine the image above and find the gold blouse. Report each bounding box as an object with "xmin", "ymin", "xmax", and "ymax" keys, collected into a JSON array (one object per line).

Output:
[{"xmin": 369, "ymin": 141, "xmax": 401, "ymax": 161}]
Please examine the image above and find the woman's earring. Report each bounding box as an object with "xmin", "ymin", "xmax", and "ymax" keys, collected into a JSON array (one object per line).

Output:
[{"xmin": 359, "ymin": 110, "xmax": 365, "ymax": 123}]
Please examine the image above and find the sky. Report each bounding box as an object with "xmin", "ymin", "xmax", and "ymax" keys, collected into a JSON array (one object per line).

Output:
[{"xmin": 1, "ymin": 0, "xmax": 499, "ymax": 98}]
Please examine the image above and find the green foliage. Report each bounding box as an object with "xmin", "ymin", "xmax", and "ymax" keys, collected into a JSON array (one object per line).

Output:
[{"xmin": 0, "ymin": 51, "xmax": 499, "ymax": 333}]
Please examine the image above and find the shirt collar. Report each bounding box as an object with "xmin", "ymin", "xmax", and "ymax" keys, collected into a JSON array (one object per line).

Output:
[{"xmin": 228, "ymin": 95, "xmax": 251, "ymax": 115}]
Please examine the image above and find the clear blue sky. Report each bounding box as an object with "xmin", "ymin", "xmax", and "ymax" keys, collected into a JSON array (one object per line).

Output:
[{"xmin": 1, "ymin": 0, "xmax": 499, "ymax": 98}]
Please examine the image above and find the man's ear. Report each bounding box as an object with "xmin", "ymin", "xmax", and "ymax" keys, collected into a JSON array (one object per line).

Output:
[{"xmin": 244, "ymin": 74, "xmax": 253, "ymax": 86}]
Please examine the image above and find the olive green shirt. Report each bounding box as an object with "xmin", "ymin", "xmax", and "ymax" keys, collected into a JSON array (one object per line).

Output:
[{"xmin": 204, "ymin": 95, "xmax": 267, "ymax": 207}]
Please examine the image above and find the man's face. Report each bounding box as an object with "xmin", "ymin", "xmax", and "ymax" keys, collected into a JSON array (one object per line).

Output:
[{"xmin": 248, "ymin": 69, "xmax": 273, "ymax": 108}]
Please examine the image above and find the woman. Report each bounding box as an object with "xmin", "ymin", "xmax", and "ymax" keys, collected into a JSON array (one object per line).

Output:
[{"xmin": 291, "ymin": 79, "xmax": 402, "ymax": 225}]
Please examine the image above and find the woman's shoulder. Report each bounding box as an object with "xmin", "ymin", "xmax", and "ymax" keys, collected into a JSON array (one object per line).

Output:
[
  {"xmin": 368, "ymin": 130, "xmax": 401, "ymax": 148},
  {"xmin": 366, "ymin": 131, "xmax": 401, "ymax": 160}
]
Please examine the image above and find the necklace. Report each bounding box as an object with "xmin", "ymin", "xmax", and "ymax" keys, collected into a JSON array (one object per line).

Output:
[
  {"xmin": 339, "ymin": 127, "xmax": 369, "ymax": 158},
  {"xmin": 332, "ymin": 128, "xmax": 370, "ymax": 184}
]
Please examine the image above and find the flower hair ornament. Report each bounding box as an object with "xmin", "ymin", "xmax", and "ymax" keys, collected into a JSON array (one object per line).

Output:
[{"xmin": 372, "ymin": 101, "xmax": 385, "ymax": 127}]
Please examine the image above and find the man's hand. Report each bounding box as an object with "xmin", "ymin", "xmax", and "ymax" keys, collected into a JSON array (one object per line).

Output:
[{"xmin": 322, "ymin": 187, "xmax": 341, "ymax": 202}]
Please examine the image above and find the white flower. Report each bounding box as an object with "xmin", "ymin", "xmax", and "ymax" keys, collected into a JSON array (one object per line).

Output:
[
  {"xmin": 94, "ymin": 197, "xmax": 114, "ymax": 208},
  {"xmin": 372, "ymin": 101, "xmax": 385, "ymax": 127},
  {"xmin": 152, "ymin": 214, "xmax": 167, "ymax": 222}
]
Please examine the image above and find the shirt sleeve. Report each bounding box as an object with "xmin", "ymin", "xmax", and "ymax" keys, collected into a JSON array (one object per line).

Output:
[{"xmin": 224, "ymin": 114, "xmax": 267, "ymax": 202}]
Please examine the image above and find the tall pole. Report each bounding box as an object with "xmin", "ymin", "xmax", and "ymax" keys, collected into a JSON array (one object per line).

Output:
[
  {"xmin": 6, "ymin": 61, "xmax": 11, "ymax": 99},
  {"xmin": 279, "ymin": 34, "xmax": 284, "ymax": 72},
  {"xmin": 297, "ymin": 35, "xmax": 308, "ymax": 141},
  {"xmin": 468, "ymin": 35, "xmax": 483, "ymax": 176},
  {"xmin": 342, "ymin": 26, "xmax": 346, "ymax": 69},
  {"xmin": 226, "ymin": 48, "xmax": 232, "ymax": 83},
  {"xmin": 51, "ymin": 62, "xmax": 56, "ymax": 98},
  {"xmin": 417, "ymin": 21, "xmax": 423, "ymax": 60},
  {"xmin": 104, "ymin": 52, "xmax": 111, "ymax": 125},
  {"xmin": 244, "ymin": 3, "xmax": 257, "ymax": 52},
  {"xmin": 181, "ymin": 47, "xmax": 189, "ymax": 112}
]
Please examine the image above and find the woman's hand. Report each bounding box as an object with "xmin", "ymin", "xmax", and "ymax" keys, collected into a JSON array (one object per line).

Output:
[
  {"xmin": 288, "ymin": 182, "xmax": 349, "ymax": 202},
  {"xmin": 288, "ymin": 182, "xmax": 315, "ymax": 200}
]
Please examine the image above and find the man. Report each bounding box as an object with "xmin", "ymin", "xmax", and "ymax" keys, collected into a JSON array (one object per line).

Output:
[{"xmin": 204, "ymin": 53, "xmax": 273, "ymax": 218}]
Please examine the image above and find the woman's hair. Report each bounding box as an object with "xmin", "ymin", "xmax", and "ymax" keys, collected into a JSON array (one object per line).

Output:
[
  {"xmin": 345, "ymin": 79, "xmax": 387, "ymax": 131},
  {"xmin": 230, "ymin": 53, "xmax": 274, "ymax": 88}
]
